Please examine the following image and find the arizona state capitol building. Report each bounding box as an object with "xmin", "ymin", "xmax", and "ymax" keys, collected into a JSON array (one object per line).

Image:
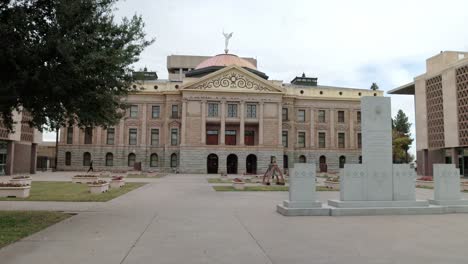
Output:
[{"xmin": 57, "ymin": 43, "xmax": 383, "ymax": 174}]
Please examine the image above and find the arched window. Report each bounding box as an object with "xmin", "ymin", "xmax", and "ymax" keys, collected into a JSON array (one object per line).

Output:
[
  {"xmin": 170, "ymin": 153, "xmax": 177, "ymax": 168},
  {"xmin": 65, "ymin": 152, "xmax": 71, "ymax": 166},
  {"xmin": 105, "ymin": 153, "xmax": 113, "ymax": 166},
  {"xmin": 150, "ymin": 153, "xmax": 159, "ymax": 167},
  {"xmin": 128, "ymin": 153, "xmax": 136, "ymax": 167},
  {"xmin": 298, "ymin": 155, "xmax": 306, "ymax": 163},
  {"xmin": 83, "ymin": 152, "xmax": 91, "ymax": 166},
  {"xmin": 283, "ymin": 155, "xmax": 288, "ymax": 169},
  {"xmin": 339, "ymin": 155, "xmax": 346, "ymax": 168}
]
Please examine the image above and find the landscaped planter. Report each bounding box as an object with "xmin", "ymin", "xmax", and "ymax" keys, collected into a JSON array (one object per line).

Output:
[
  {"xmin": 10, "ymin": 176, "xmax": 32, "ymax": 185},
  {"xmin": 72, "ymin": 175, "xmax": 99, "ymax": 184},
  {"xmin": 0, "ymin": 184, "xmax": 31, "ymax": 198},
  {"xmin": 324, "ymin": 180, "xmax": 340, "ymax": 190},
  {"xmin": 88, "ymin": 181, "xmax": 109, "ymax": 194},
  {"xmin": 416, "ymin": 180, "xmax": 434, "ymax": 188},
  {"xmin": 110, "ymin": 176, "xmax": 125, "ymax": 189},
  {"xmin": 232, "ymin": 178, "xmax": 245, "ymax": 190},
  {"xmin": 100, "ymin": 171, "xmax": 111, "ymax": 177}
]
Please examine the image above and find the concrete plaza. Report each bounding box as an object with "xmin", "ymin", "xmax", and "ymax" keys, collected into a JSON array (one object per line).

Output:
[{"xmin": 1, "ymin": 173, "xmax": 468, "ymax": 263}]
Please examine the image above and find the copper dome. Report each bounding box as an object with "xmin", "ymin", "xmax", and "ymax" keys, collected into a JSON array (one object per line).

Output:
[{"xmin": 195, "ymin": 54, "xmax": 257, "ymax": 70}]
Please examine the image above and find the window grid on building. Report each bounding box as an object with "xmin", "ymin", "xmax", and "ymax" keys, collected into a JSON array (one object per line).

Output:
[
  {"xmin": 456, "ymin": 65, "xmax": 468, "ymax": 145},
  {"xmin": 152, "ymin": 105, "xmax": 160, "ymax": 119},
  {"xmin": 171, "ymin": 128, "xmax": 178, "ymax": 146},
  {"xmin": 106, "ymin": 128, "xmax": 115, "ymax": 145},
  {"xmin": 129, "ymin": 105, "xmax": 138, "ymax": 118},
  {"xmin": 128, "ymin": 153, "xmax": 136, "ymax": 167},
  {"xmin": 129, "ymin": 128, "xmax": 137, "ymax": 145},
  {"xmin": 65, "ymin": 152, "xmax": 71, "ymax": 166},
  {"xmin": 318, "ymin": 132, "xmax": 326, "ymax": 148},
  {"xmin": 171, "ymin": 105, "xmax": 179, "ymax": 119},
  {"xmin": 208, "ymin": 103, "xmax": 219, "ymax": 117},
  {"xmin": 150, "ymin": 153, "xmax": 158, "ymax": 167},
  {"xmin": 318, "ymin": 110, "xmax": 326, "ymax": 123},
  {"xmin": 66, "ymin": 127, "xmax": 73, "ymax": 144},
  {"xmin": 282, "ymin": 131, "xmax": 288, "ymax": 147},
  {"xmin": 246, "ymin": 104, "xmax": 257, "ymax": 118},
  {"xmin": 298, "ymin": 110, "xmax": 306, "ymax": 122},
  {"xmin": 338, "ymin": 132, "xmax": 345, "ymax": 148},
  {"xmin": 227, "ymin": 104, "xmax": 237, "ymax": 118},
  {"xmin": 282, "ymin": 108, "xmax": 288, "ymax": 121},
  {"xmin": 298, "ymin": 132, "xmax": 305, "ymax": 148},
  {"xmin": 150, "ymin": 129, "xmax": 159, "ymax": 146},
  {"xmin": 105, "ymin": 153, "xmax": 113, "ymax": 166},
  {"xmin": 426, "ymin": 75, "xmax": 445, "ymax": 148},
  {"xmin": 357, "ymin": 133, "xmax": 362, "ymax": 148},
  {"xmin": 357, "ymin": 111, "xmax": 361, "ymax": 123},
  {"xmin": 338, "ymin": 111, "xmax": 345, "ymax": 123}
]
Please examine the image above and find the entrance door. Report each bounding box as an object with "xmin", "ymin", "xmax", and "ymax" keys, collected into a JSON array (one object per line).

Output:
[
  {"xmin": 319, "ymin": 155, "xmax": 327, "ymax": 172},
  {"xmin": 226, "ymin": 154, "xmax": 238, "ymax": 174},
  {"xmin": 246, "ymin": 154, "xmax": 257, "ymax": 174},
  {"xmin": 207, "ymin": 154, "xmax": 218, "ymax": 174},
  {"xmin": 464, "ymin": 156, "xmax": 468, "ymax": 177}
]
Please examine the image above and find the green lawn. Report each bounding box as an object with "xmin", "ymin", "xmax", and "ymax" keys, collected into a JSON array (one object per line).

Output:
[
  {"xmin": 126, "ymin": 174, "xmax": 165, "ymax": 178},
  {"xmin": 0, "ymin": 211, "xmax": 71, "ymax": 248},
  {"xmin": 0, "ymin": 182, "xmax": 146, "ymax": 202},
  {"xmin": 212, "ymin": 185, "xmax": 335, "ymax": 192}
]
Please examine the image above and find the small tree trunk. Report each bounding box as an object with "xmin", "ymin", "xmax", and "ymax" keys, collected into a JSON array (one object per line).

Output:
[{"xmin": 54, "ymin": 126, "xmax": 59, "ymax": 171}]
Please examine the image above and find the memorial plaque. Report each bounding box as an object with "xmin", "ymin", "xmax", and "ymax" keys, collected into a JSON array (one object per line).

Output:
[
  {"xmin": 340, "ymin": 164, "xmax": 367, "ymax": 201},
  {"xmin": 434, "ymin": 164, "xmax": 461, "ymax": 201},
  {"xmin": 393, "ymin": 164, "xmax": 416, "ymax": 201},
  {"xmin": 289, "ymin": 163, "xmax": 316, "ymax": 202}
]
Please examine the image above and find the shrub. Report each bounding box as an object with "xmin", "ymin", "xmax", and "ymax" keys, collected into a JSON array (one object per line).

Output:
[
  {"xmin": 88, "ymin": 180, "xmax": 108, "ymax": 185},
  {"xmin": 12, "ymin": 176, "xmax": 31, "ymax": 179},
  {"xmin": 0, "ymin": 183, "xmax": 29, "ymax": 187},
  {"xmin": 112, "ymin": 176, "xmax": 124, "ymax": 181},
  {"xmin": 233, "ymin": 178, "xmax": 244, "ymax": 183},
  {"xmin": 417, "ymin": 176, "xmax": 433, "ymax": 181}
]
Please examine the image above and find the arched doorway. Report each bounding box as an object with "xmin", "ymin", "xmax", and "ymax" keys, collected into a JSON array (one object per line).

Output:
[
  {"xmin": 246, "ymin": 154, "xmax": 257, "ymax": 174},
  {"xmin": 298, "ymin": 155, "xmax": 306, "ymax": 163},
  {"xmin": 359, "ymin": 155, "xmax": 362, "ymax": 164},
  {"xmin": 226, "ymin": 154, "xmax": 238, "ymax": 174},
  {"xmin": 283, "ymin": 155, "xmax": 288, "ymax": 169},
  {"xmin": 319, "ymin": 155, "xmax": 327, "ymax": 172},
  {"xmin": 207, "ymin": 154, "xmax": 218, "ymax": 174},
  {"xmin": 339, "ymin": 155, "xmax": 346, "ymax": 168}
]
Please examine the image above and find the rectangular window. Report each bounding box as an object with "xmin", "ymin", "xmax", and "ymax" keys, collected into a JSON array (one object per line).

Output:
[
  {"xmin": 66, "ymin": 127, "xmax": 73, "ymax": 144},
  {"xmin": 65, "ymin": 152, "xmax": 71, "ymax": 166},
  {"xmin": 129, "ymin": 128, "xmax": 137, "ymax": 145},
  {"xmin": 357, "ymin": 111, "xmax": 361, "ymax": 123},
  {"xmin": 151, "ymin": 129, "xmax": 159, "ymax": 146},
  {"xmin": 106, "ymin": 128, "xmax": 115, "ymax": 145},
  {"xmin": 297, "ymin": 110, "xmax": 306, "ymax": 122},
  {"xmin": 225, "ymin": 130, "xmax": 236, "ymax": 145},
  {"xmin": 338, "ymin": 111, "xmax": 345, "ymax": 123},
  {"xmin": 246, "ymin": 104, "xmax": 257, "ymax": 118},
  {"xmin": 282, "ymin": 131, "xmax": 288, "ymax": 147},
  {"xmin": 208, "ymin": 103, "xmax": 219, "ymax": 117},
  {"xmin": 318, "ymin": 110, "xmax": 326, "ymax": 123},
  {"xmin": 152, "ymin": 105, "xmax": 160, "ymax": 119},
  {"xmin": 84, "ymin": 127, "xmax": 92, "ymax": 144},
  {"xmin": 206, "ymin": 130, "xmax": 219, "ymax": 145},
  {"xmin": 245, "ymin": 130, "xmax": 255, "ymax": 146},
  {"xmin": 282, "ymin": 108, "xmax": 288, "ymax": 121},
  {"xmin": 298, "ymin": 132, "xmax": 306, "ymax": 148},
  {"xmin": 357, "ymin": 133, "xmax": 362, "ymax": 148},
  {"xmin": 171, "ymin": 128, "xmax": 178, "ymax": 146},
  {"xmin": 171, "ymin": 105, "xmax": 179, "ymax": 119},
  {"xmin": 338, "ymin": 133, "xmax": 345, "ymax": 148},
  {"xmin": 319, "ymin": 132, "xmax": 326, "ymax": 148},
  {"xmin": 227, "ymin": 104, "xmax": 238, "ymax": 118},
  {"xmin": 129, "ymin": 105, "xmax": 138, "ymax": 118}
]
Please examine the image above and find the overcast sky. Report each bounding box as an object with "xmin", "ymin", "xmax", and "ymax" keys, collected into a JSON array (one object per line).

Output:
[{"xmin": 43, "ymin": 0, "xmax": 468, "ymax": 155}]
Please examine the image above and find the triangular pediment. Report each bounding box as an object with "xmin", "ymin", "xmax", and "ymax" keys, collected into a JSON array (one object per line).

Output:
[{"xmin": 182, "ymin": 66, "xmax": 284, "ymax": 93}]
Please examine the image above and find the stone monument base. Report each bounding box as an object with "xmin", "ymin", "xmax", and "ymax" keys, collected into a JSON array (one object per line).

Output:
[
  {"xmin": 328, "ymin": 199, "xmax": 429, "ymax": 208},
  {"xmin": 429, "ymin": 199, "xmax": 468, "ymax": 206},
  {"xmin": 329, "ymin": 205, "xmax": 446, "ymax": 216},
  {"xmin": 276, "ymin": 200, "xmax": 329, "ymax": 216}
]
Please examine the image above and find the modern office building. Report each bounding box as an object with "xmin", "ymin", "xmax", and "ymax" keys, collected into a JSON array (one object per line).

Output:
[{"xmin": 390, "ymin": 51, "xmax": 468, "ymax": 176}]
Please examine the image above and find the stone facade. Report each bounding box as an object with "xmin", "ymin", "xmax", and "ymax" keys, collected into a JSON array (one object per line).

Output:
[{"xmin": 57, "ymin": 54, "xmax": 382, "ymax": 174}]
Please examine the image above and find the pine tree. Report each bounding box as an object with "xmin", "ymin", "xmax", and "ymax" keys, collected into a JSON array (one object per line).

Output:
[
  {"xmin": 370, "ymin": 83, "xmax": 379, "ymax": 90},
  {"xmin": 392, "ymin": 110, "xmax": 413, "ymax": 163}
]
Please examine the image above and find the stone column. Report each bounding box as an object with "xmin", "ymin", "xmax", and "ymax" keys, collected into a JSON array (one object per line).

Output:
[
  {"xmin": 96, "ymin": 127, "xmax": 102, "ymax": 145},
  {"xmin": 310, "ymin": 108, "xmax": 315, "ymax": 147},
  {"xmin": 201, "ymin": 101, "xmax": 206, "ymax": 145},
  {"xmin": 5, "ymin": 141, "xmax": 14, "ymax": 175},
  {"xmin": 220, "ymin": 101, "xmax": 226, "ymax": 145},
  {"xmin": 259, "ymin": 102, "xmax": 264, "ymax": 145},
  {"xmin": 30, "ymin": 143, "xmax": 37, "ymax": 174},
  {"xmin": 181, "ymin": 100, "xmax": 187, "ymax": 145},
  {"xmin": 118, "ymin": 119, "xmax": 125, "ymax": 146},
  {"xmin": 349, "ymin": 110, "xmax": 355, "ymax": 149},
  {"xmin": 278, "ymin": 102, "xmax": 283, "ymax": 147},
  {"xmin": 329, "ymin": 109, "xmax": 335, "ymax": 148},
  {"xmin": 73, "ymin": 126, "xmax": 80, "ymax": 145},
  {"xmin": 240, "ymin": 101, "xmax": 245, "ymax": 146},
  {"xmin": 141, "ymin": 104, "xmax": 147, "ymax": 146}
]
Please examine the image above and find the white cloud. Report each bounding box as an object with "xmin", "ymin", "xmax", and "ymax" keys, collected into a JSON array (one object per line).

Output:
[{"xmin": 45, "ymin": 0, "xmax": 468, "ymax": 157}]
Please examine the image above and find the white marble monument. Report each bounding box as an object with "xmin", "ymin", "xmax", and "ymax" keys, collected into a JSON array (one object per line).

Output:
[
  {"xmin": 277, "ymin": 163, "xmax": 329, "ymax": 216},
  {"xmin": 429, "ymin": 164, "xmax": 468, "ymax": 206}
]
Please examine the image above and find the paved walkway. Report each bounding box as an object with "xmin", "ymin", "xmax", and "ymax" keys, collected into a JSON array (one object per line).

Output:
[{"xmin": 1, "ymin": 174, "xmax": 468, "ymax": 263}]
